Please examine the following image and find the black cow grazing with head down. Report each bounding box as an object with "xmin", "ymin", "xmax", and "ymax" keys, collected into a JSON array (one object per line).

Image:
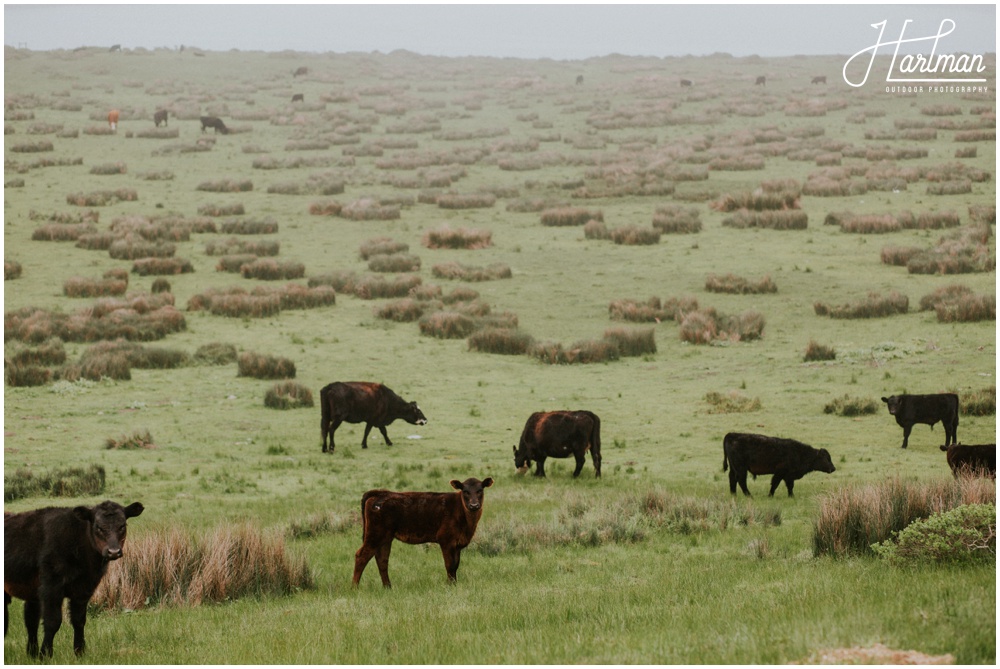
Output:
[
  {"xmin": 811, "ymin": 75, "xmax": 827, "ymax": 84},
  {"xmin": 291, "ymin": 93, "xmax": 304, "ymax": 103},
  {"xmin": 881, "ymin": 393, "xmax": 958, "ymax": 449},
  {"xmin": 680, "ymin": 78, "xmax": 693, "ymax": 87},
  {"xmin": 755, "ymin": 75, "xmax": 766, "ymax": 86},
  {"xmin": 940, "ymin": 443, "xmax": 995, "ymax": 479},
  {"xmin": 153, "ymin": 109, "xmax": 168, "ymax": 127},
  {"xmin": 200, "ymin": 115, "xmax": 228, "ymax": 134},
  {"xmin": 723, "ymin": 432, "xmax": 835, "ymax": 497},
  {"xmin": 4, "ymin": 501, "xmax": 144, "ymax": 657},
  {"xmin": 320, "ymin": 381, "xmax": 427, "ymax": 453},
  {"xmin": 514, "ymin": 410, "xmax": 601, "ymax": 478},
  {"xmin": 293, "ymin": 66, "xmax": 309, "ymax": 77},
  {"xmin": 353, "ymin": 477, "xmax": 493, "ymax": 588}
]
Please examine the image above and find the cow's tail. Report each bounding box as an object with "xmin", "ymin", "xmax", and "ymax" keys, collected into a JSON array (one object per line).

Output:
[
  {"xmin": 359, "ymin": 490, "xmax": 377, "ymax": 537},
  {"xmin": 587, "ymin": 411, "xmax": 601, "ymax": 455},
  {"xmin": 319, "ymin": 383, "xmax": 333, "ymax": 447},
  {"xmin": 722, "ymin": 433, "xmax": 731, "ymax": 472}
]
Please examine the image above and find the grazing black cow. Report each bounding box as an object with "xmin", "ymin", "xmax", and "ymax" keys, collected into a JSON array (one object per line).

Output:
[
  {"xmin": 755, "ymin": 75, "xmax": 766, "ymax": 86},
  {"xmin": 153, "ymin": 109, "xmax": 168, "ymax": 127},
  {"xmin": 811, "ymin": 75, "xmax": 827, "ymax": 84},
  {"xmin": 293, "ymin": 66, "xmax": 308, "ymax": 77},
  {"xmin": 680, "ymin": 78, "xmax": 692, "ymax": 87},
  {"xmin": 514, "ymin": 410, "xmax": 601, "ymax": 478},
  {"xmin": 108, "ymin": 44, "xmax": 121, "ymax": 53},
  {"xmin": 722, "ymin": 432, "xmax": 835, "ymax": 497},
  {"xmin": 4, "ymin": 501, "xmax": 144, "ymax": 657},
  {"xmin": 319, "ymin": 381, "xmax": 427, "ymax": 453},
  {"xmin": 881, "ymin": 393, "xmax": 959, "ymax": 449},
  {"xmin": 575, "ymin": 75, "xmax": 584, "ymax": 85},
  {"xmin": 199, "ymin": 115, "xmax": 228, "ymax": 134},
  {"xmin": 940, "ymin": 443, "xmax": 995, "ymax": 478},
  {"xmin": 291, "ymin": 93, "xmax": 304, "ymax": 103},
  {"xmin": 353, "ymin": 477, "xmax": 493, "ymax": 588}
]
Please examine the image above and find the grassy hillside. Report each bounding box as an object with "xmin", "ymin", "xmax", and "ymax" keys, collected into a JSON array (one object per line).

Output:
[{"xmin": 3, "ymin": 46, "xmax": 996, "ymax": 663}]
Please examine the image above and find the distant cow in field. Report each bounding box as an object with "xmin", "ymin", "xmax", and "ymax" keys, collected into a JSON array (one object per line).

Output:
[
  {"xmin": 811, "ymin": 75, "xmax": 827, "ymax": 84},
  {"xmin": 722, "ymin": 432, "xmax": 835, "ymax": 497},
  {"xmin": 514, "ymin": 410, "xmax": 601, "ymax": 478},
  {"xmin": 319, "ymin": 381, "xmax": 427, "ymax": 453},
  {"xmin": 153, "ymin": 109, "xmax": 168, "ymax": 127},
  {"xmin": 940, "ymin": 443, "xmax": 995, "ymax": 479},
  {"xmin": 291, "ymin": 93, "xmax": 304, "ymax": 103},
  {"xmin": 4, "ymin": 501, "xmax": 144, "ymax": 657},
  {"xmin": 107, "ymin": 109, "xmax": 119, "ymax": 130},
  {"xmin": 881, "ymin": 393, "xmax": 959, "ymax": 449},
  {"xmin": 293, "ymin": 66, "xmax": 308, "ymax": 77},
  {"xmin": 200, "ymin": 116, "xmax": 228, "ymax": 134},
  {"xmin": 108, "ymin": 44, "xmax": 121, "ymax": 53},
  {"xmin": 576, "ymin": 75, "xmax": 584, "ymax": 85},
  {"xmin": 755, "ymin": 75, "xmax": 766, "ymax": 86},
  {"xmin": 353, "ymin": 477, "xmax": 493, "ymax": 588},
  {"xmin": 680, "ymin": 78, "xmax": 692, "ymax": 87}
]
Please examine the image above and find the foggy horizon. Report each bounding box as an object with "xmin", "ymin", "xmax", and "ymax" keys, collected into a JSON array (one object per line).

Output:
[{"xmin": 4, "ymin": 4, "xmax": 996, "ymax": 60}]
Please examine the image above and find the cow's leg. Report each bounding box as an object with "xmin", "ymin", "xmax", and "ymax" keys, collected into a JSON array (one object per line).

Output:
[
  {"xmin": 39, "ymin": 590, "xmax": 63, "ymax": 658},
  {"xmin": 361, "ymin": 423, "xmax": 373, "ymax": 448},
  {"xmin": 442, "ymin": 545, "xmax": 461, "ymax": 583},
  {"xmin": 321, "ymin": 416, "xmax": 329, "ymax": 453},
  {"xmin": 534, "ymin": 457, "xmax": 546, "ymax": 477},
  {"xmin": 23, "ymin": 598, "xmax": 40, "ymax": 657},
  {"xmin": 353, "ymin": 542, "xmax": 376, "ymax": 586},
  {"xmin": 728, "ymin": 466, "xmax": 738, "ymax": 494},
  {"xmin": 328, "ymin": 418, "xmax": 343, "ymax": 453},
  {"xmin": 901, "ymin": 425, "xmax": 911, "ymax": 449},
  {"xmin": 592, "ymin": 451, "xmax": 602, "ymax": 478},
  {"xmin": 785, "ymin": 479, "xmax": 795, "ymax": 497},
  {"xmin": 69, "ymin": 597, "xmax": 87, "ymax": 655},
  {"xmin": 946, "ymin": 418, "xmax": 957, "ymax": 447},
  {"xmin": 572, "ymin": 452, "xmax": 586, "ymax": 477},
  {"xmin": 737, "ymin": 469, "xmax": 752, "ymax": 496},
  {"xmin": 4, "ymin": 591, "xmax": 8, "ymax": 636},
  {"xmin": 374, "ymin": 542, "xmax": 393, "ymax": 588},
  {"xmin": 768, "ymin": 475, "xmax": 783, "ymax": 497},
  {"xmin": 377, "ymin": 425, "xmax": 393, "ymax": 447}
]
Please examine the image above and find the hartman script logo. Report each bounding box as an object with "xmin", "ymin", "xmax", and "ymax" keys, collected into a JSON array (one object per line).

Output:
[{"xmin": 843, "ymin": 19, "xmax": 988, "ymax": 88}]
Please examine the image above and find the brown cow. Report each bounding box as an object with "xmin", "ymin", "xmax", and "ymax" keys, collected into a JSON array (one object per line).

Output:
[
  {"xmin": 514, "ymin": 410, "xmax": 601, "ymax": 478},
  {"xmin": 353, "ymin": 477, "xmax": 493, "ymax": 588},
  {"xmin": 812, "ymin": 75, "xmax": 827, "ymax": 84},
  {"xmin": 200, "ymin": 116, "xmax": 228, "ymax": 134},
  {"xmin": 153, "ymin": 109, "xmax": 168, "ymax": 127},
  {"xmin": 4, "ymin": 501, "xmax": 144, "ymax": 657},
  {"xmin": 107, "ymin": 109, "xmax": 119, "ymax": 130},
  {"xmin": 291, "ymin": 94, "xmax": 304, "ymax": 103},
  {"xmin": 940, "ymin": 443, "xmax": 995, "ymax": 478},
  {"xmin": 293, "ymin": 66, "xmax": 308, "ymax": 77},
  {"xmin": 755, "ymin": 75, "xmax": 766, "ymax": 86},
  {"xmin": 319, "ymin": 381, "xmax": 427, "ymax": 453},
  {"xmin": 723, "ymin": 432, "xmax": 835, "ymax": 497},
  {"xmin": 680, "ymin": 78, "xmax": 692, "ymax": 87}
]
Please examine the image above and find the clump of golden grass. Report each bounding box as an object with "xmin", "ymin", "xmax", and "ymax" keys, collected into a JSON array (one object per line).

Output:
[
  {"xmin": 106, "ymin": 429, "xmax": 156, "ymax": 450},
  {"xmin": 65, "ymin": 188, "xmax": 138, "ymax": 207},
  {"xmin": 603, "ymin": 327, "xmax": 656, "ymax": 356},
  {"xmin": 803, "ymin": 339, "xmax": 836, "ymax": 362},
  {"xmin": 436, "ymin": 192, "xmax": 497, "ymax": 209},
  {"xmin": 32, "ymin": 222, "xmax": 98, "ymax": 241},
  {"xmin": 652, "ymin": 204, "xmax": 702, "ymax": 233},
  {"xmin": 196, "ymin": 178, "xmax": 253, "ymax": 192},
  {"xmin": 264, "ymin": 381, "xmax": 314, "ymax": 409},
  {"xmin": 813, "ymin": 291, "xmax": 908, "ymax": 319},
  {"xmin": 960, "ymin": 386, "xmax": 995, "ymax": 417},
  {"xmin": 4, "ymin": 464, "xmax": 105, "ymax": 502},
  {"xmin": 132, "ymin": 257, "xmax": 194, "ymax": 276},
  {"xmin": 610, "ymin": 225, "xmax": 661, "ymax": 245},
  {"xmin": 823, "ymin": 395, "xmax": 880, "ymax": 417},
  {"xmin": 359, "ymin": 237, "xmax": 408, "ymax": 259},
  {"xmin": 241, "ymin": 259, "xmax": 306, "ymax": 281},
  {"xmin": 308, "ymin": 199, "xmax": 343, "ymax": 216},
  {"xmin": 340, "ymin": 198, "xmax": 400, "ymax": 221},
  {"xmin": 368, "ymin": 253, "xmax": 421, "ymax": 273},
  {"xmin": 679, "ymin": 308, "xmax": 765, "ymax": 344},
  {"xmin": 721, "ymin": 210, "xmax": 808, "ymax": 230},
  {"xmin": 89, "ymin": 162, "xmax": 127, "ymax": 175},
  {"xmin": 608, "ymin": 296, "xmax": 698, "ymax": 323},
  {"xmin": 220, "ymin": 218, "xmax": 278, "ymax": 235},
  {"xmin": 905, "ymin": 224, "xmax": 994, "ymax": 275},
  {"xmin": 704, "ymin": 273, "xmax": 776, "ymax": 295},
  {"xmin": 422, "ymin": 225, "xmax": 493, "ymax": 250},
  {"xmin": 703, "ymin": 391, "xmax": 762, "ymax": 414},
  {"xmin": 467, "ymin": 327, "xmax": 535, "ymax": 355},
  {"xmin": 63, "ymin": 276, "xmax": 128, "ymax": 298},
  {"xmin": 353, "ymin": 274, "xmax": 422, "ymax": 300},
  {"xmin": 529, "ymin": 339, "xmax": 620, "ymax": 365},
  {"xmin": 812, "ymin": 477, "xmax": 995, "ymax": 557},
  {"xmin": 540, "ymin": 207, "xmax": 603, "ymax": 226},
  {"xmin": 205, "ymin": 237, "xmax": 280, "ymax": 257},
  {"xmin": 431, "ymin": 262, "xmax": 512, "ymax": 282},
  {"xmin": 93, "ymin": 523, "xmax": 314, "ymax": 610},
  {"xmin": 237, "ymin": 351, "xmax": 296, "ymax": 380},
  {"xmin": 374, "ymin": 298, "xmax": 427, "ymax": 322},
  {"xmin": 197, "ymin": 202, "xmax": 245, "ymax": 217},
  {"xmin": 5, "ymin": 260, "xmax": 23, "ymax": 280}
]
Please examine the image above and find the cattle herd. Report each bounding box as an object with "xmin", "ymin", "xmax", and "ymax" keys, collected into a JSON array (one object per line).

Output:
[{"xmin": 3, "ymin": 377, "xmax": 995, "ymax": 656}]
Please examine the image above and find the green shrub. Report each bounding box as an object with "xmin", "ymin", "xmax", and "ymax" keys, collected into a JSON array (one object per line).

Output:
[
  {"xmin": 871, "ymin": 504, "xmax": 996, "ymax": 564},
  {"xmin": 264, "ymin": 381, "xmax": 315, "ymax": 409}
]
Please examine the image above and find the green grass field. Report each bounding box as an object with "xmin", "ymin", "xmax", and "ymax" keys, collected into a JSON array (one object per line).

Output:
[{"xmin": 3, "ymin": 46, "xmax": 996, "ymax": 663}]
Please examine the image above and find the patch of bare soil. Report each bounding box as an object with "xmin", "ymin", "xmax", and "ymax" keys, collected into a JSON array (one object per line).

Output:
[{"xmin": 794, "ymin": 643, "xmax": 955, "ymax": 665}]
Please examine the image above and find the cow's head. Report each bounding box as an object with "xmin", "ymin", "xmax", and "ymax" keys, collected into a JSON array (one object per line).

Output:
[
  {"xmin": 814, "ymin": 449, "xmax": 837, "ymax": 474},
  {"xmin": 881, "ymin": 396, "xmax": 900, "ymax": 415},
  {"xmin": 451, "ymin": 477, "xmax": 493, "ymax": 513},
  {"xmin": 513, "ymin": 445, "xmax": 530, "ymax": 474},
  {"xmin": 404, "ymin": 402, "xmax": 427, "ymax": 426},
  {"xmin": 74, "ymin": 500, "xmax": 144, "ymax": 561}
]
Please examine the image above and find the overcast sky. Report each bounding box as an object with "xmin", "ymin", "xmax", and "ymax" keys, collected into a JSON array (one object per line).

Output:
[{"xmin": 4, "ymin": 3, "xmax": 996, "ymax": 59}]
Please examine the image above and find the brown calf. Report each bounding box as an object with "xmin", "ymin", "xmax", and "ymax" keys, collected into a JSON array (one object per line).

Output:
[
  {"xmin": 107, "ymin": 109, "xmax": 119, "ymax": 130},
  {"xmin": 353, "ymin": 477, "xmax": 493, "ymax": 588},
  {"xmin": 4, "ymin": 501, "xmax": 144, "ymax": 657},
  {"xmin": 941, "ymin": 443, "xmax": 995, "ymax": 478}
]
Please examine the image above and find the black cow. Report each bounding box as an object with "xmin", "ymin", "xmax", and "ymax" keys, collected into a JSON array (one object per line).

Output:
[
  {"xmin": 319, "ymin": 381, "xmax": 427, "ymax": 453},
  {"xmin": 514, "ymin": 410, "xmax": 601, "ymax": 478},
  {"xmin": 722, "ymin": 432, "xmax": 835, "ymax": 497},
  {"xmin": 153, "ymin": 109, "xmax": 168, "ymax": 127},
  {"xmin": 575, "ymin": 75, "xmax": 584, "ymax": 85},
  {"xmin": 291, "ymin": 94, "xmax": 304, "ymax": 103},
  {"xmin": 881, "ymin": 393, "xmax": 959, "ymax": 449},
  {"xmin": 811, "ymin": 75, "xmax": 827, "ymax": 84},
  {"xmin": 4, "ymin": 501, "xmax": 144, "ymax": 657},
  {"xmin": 755, "ymin": 75, "xmax": 766, "ymax": 86},
  {"xmin": 293, "ymin": 66, "xmax": 308, "ymax": 77},
  {"xmin": 680, "ymin": 78, "xmax": 692, "ymax": 87},
  {"xmin": 200, "ymin": 116, "xmax": 228, "ymax": 134},
  {"xmin": 940, "ymin": 443, "xmax": 995, "ymax": 479},
  {"xmin": 353, "ymin": 477, "xmax": 493, "ymax": 588}
]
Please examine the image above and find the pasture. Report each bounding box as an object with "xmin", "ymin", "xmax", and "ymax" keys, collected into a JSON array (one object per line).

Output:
[{"xmin": 3, "ymin": 46, "xmax": 996, "ymax": 663}]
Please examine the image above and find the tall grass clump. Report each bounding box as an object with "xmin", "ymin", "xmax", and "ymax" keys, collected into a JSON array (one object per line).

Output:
[
  {"xmin": 803, "ymin": 339, "xmax": 836, "ymax": 362},
  {"xmin": 237, "ymin": 352, "xmax": 296, "ymax": 379},
  {"xmin": 813, "ymin": 291, "xmax": 908, "ymax": 319},
  {"xmin": 421, "ymin": 225, "xmax": 493, "ymax": 249},
  {"xmin": 359, "ymin": 237, "xmax": 408, "ymax": 259},
  {"xmin": 934, "ymin": 293, "xmax": 995, "ymax": 323},
  {"xmin": 193, "ymin": 342, "xmax": 238, "ymax": 366},
  {"xmin": 368, "ymin": 253, "xmax": 421, "ymax": 273},
  {"xmin": 264, "ymin": 382, "xmax": 314, "ymax": 409},
  {"xmin": 652, "ymin": 204, "xmax": 702, "ymax": 233},
  {"xmin": 610, "ymin": 225, "xmax": 661, "ymax": 245},
  {"xmin": 106, "ymin": 429, "xmax": 156, "ymax": 450},
  {"xmin": 4, "ymin": 464, "xmax": 106, "ymax": 501},
  {"xmin": 905, "ymin": 224, "xmax": 995, "ymax": 275},
  {"xmin": 467, "ymin": 327, "xmax": 535, "ymax": 355},
  {"xmin": 92, "ymin": 523, "xmax": 314, "ymax": 610},
  {"xmin": 960, "ymin": 386, "xmax": 995, "ymax": 416},
  {"xmin": 703, "ymin": 391, "xmax": 762, "ymax": 414},
  {"xmin": 5, "ymin": 260, "xmax": 23, "ymax": 280},
  {"xmin": 353, "ymin": 274, "xmax": 422, "ymax": 299},
  {"xmin": 721, "ymin": 210, "xmax": 808, "ymax": 230},
  {"xmin": 812, "ymin": 477, "xmax": 996, "ymax": 557},
  {"xmin": 540, "ymin": 207, "xmax": 603, "ymax": 226},
  {"xmin": 823, "ymin": 395, "xmax": 880, "ymax": 417},
  {"xmin": 431, "ymin": 262, "xmax": 512, "ymax": 282},
  {"xmin": 4, "ymin": 361, "xmax": 53, "ymax": 387},
  {"xmin": 241, "ymin": 259, "xmax": 306, "ymax": 281},
  {"xmin": 704, "ymin": 273, "xmax": 776, "ymax": 294},
  {"xmin": 602, "ymin": 327, "xmax": 656, "ymax": 357},
  {"xmin": 679, "ymin": 308, "xmax": 765, "ymax": 344}
]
